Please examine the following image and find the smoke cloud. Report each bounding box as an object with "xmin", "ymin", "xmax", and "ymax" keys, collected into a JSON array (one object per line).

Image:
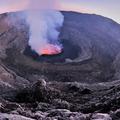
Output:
[
  {"xmin": 0, "ymin": 0, "xmax": 64, "ymax": 55},
  {"xmin": 25, "ymin": 0, "xmax": 64, "ymax": 55},
  {"xmin": 26, "ymin": 10, "xmax": 64, "ymax": 55}
]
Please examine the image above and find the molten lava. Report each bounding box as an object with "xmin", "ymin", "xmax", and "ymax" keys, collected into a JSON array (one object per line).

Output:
[{"xmin": 40, "ymin": 44, "xmax": 62, "ymax": 55}]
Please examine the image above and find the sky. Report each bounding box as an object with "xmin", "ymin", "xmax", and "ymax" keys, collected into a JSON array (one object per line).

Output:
[
  {"xmin": 60, "ymin": 0, "xmax": 120, "ymax": 23},
  {"xmin": 0, "ymin": 0, "xmax": 119, "ymax": 23}
]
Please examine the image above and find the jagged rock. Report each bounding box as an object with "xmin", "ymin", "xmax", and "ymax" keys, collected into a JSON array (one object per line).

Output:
[
  {"xmin": 15, "ymin": 80, "xmax": 60, "ymax": 103},
  {"xmin": 17, "ymin": 110, "xmax": 35, "ymax": 119},
  {"xmin": 36, "ymin": 102, "xmax": 51, "ymax": 112},
  {"xmin": 0, "ymin": 102, "xmax": 4, "ymax": 112},
  {"xmin": 47, "ymin": 109, "xmax": 71, "ymax": 117},
  {"xmin": 91, "ymin": 113, "xmax": 112, "ymax": 120},
  {"xmin": 0, "ymin": 113, "xmax": 35, "ymax": 120},
  {"xmin": 68, "ymin": 82, "xmax": 81, "ymax": 92},
  {"xmin": 52, "ymin": 99, "xmax": 70, "ymax": 109},
  {"xmin": 115, "ymin": 109, "xmax": 120, "ymax": 118},
  {"xmin": 0, "ymin": 62, "xmax": 30, "ymax": 99},
  {"xmin": 34, "ymin": 111, "xmax": 47, "ymax": 119},
  {"xmin": 32, "ymin": 79, "xmax": 47, "ymax": 91},
  {"xmin": 47, "ymin": 109, "xmax": 88, "ymax": 120},
  {"xmin": 10, "ymin": 110, "xmax": 19, "ymax": 115},
  {"xmin": 1, "ymin": 102, "xmax": 23, "ymax": 113},
  {"xmin": 69, "ymin": 113, "xmax": 87, "ymax": 120},
  {"xmin": 111, "ymin": 109, "xmax": 120, "ymax": 120},
  {"xmin": 31, "ymin": 80, "xmax": 57, "ymax": 102}
]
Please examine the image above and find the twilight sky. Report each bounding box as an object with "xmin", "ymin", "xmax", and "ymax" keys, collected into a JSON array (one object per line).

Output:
[{"xmin": 0, "ymin": 0, "xmax": 119, "ymax": 23}]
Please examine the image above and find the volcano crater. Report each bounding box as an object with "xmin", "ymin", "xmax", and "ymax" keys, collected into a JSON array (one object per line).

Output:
[
  {"xmin": 1, "ymin": 11, "xmax": 120, "ymax": 84},
  {"xmin": 24, "ymin": 39, "xmax": 81, "ymax": 63}
]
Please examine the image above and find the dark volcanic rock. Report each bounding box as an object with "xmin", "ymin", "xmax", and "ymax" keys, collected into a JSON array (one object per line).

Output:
[
  {"xmin": 61, "ymin": 12, "xmax": 120, "ymax": 62},
  {"xmin": 0, "ymin": 113, "xmax": 34, "ymax": 120},
  {"xmin": 91, "ymin": 113, "xmax": 112, "ymax": 120},
  {"xmin": 15, "ymin": 79, "xmax": 60, "ymax": 103}
]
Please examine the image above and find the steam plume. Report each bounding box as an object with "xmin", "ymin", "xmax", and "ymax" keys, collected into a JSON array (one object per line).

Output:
[
  {"xmin": 26, "ymin": 10, "xmax": 64, "ymax": 55},
  {"xmin": 26, "ymin": 0, "xmax": 64, "ymax": 55},
  {"xmin": 0, "ymin": 0, "xmax": 64, "ymax": 55}
]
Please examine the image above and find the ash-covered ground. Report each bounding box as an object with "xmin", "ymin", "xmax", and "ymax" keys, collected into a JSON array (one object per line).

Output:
[{"xmin": 0, "ymin": 11, "xmax": 120, "ymax": 119}]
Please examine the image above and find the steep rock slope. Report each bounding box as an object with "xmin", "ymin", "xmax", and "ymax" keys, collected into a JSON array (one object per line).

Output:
[{"xmin": 60, "ymin": 12, "xmax": 120, "ymax": 62}]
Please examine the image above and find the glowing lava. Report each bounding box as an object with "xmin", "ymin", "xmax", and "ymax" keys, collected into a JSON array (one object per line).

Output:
[{"xmin": 40, "ymin": 44, "xmax": 62, "ymax": 55}]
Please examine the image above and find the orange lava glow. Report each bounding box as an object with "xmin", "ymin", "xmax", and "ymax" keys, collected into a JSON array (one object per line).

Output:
[{"xmin": 40, "ymin": 44, "xmax": 62, "ymax": 55}]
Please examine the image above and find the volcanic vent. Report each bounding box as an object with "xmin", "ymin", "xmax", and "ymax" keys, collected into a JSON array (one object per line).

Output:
[
  {"xmin": 24, "ymin": 39, "xmax": 80, "ymax": 63},
  {"xmin": 25, "ymin": 10, "xmax": 64, "ymax": 56},
  {"xmin": 23, "ymin": 9, "xmax": 80, "ymax": 62},
  {"xmin": 40, "ymin": 44, "xmax": 62, "ymax": 55}
]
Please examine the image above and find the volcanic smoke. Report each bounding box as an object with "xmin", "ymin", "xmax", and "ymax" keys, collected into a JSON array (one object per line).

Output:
[
  {"xmin": 26, "ymin": 10, "xmax": 64, "ymax": 55},
  {"xmin": 24, "ymin": 0, "xmax": 64, "ymax": 55},
  {"xmin": 1, "ymin": 0, "xmax": 64, "ymax": 55}
]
